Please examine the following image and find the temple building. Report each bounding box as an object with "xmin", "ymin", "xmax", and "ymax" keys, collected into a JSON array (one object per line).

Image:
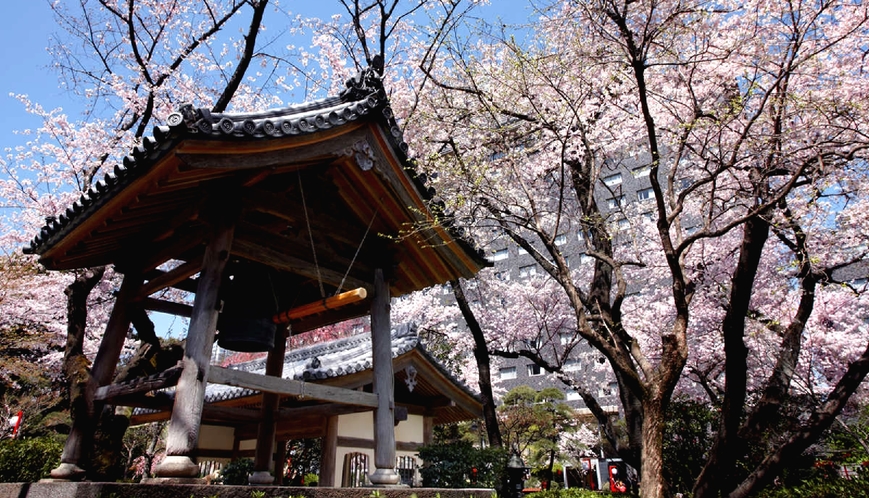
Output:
[{"xmin": 25, "ymin": 64, "xmax": 489, "ymax": 485}]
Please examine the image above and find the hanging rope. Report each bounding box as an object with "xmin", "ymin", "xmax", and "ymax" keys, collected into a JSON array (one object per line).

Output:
[
  {"xmin": 336, "ymin": 206, "xmax": 379, "ymax": 295},
  {"xmin": 298, "ymin": 172, "xmax": 326, "ymax": 298}
]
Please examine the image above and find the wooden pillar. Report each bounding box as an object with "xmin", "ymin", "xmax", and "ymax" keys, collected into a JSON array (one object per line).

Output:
[
  {"xmin": 232, "ymin": 433, "xmax": 241, "ymax": 461},
  {"xmin": 423, "ymin": 416, "xmax": 434, "ymax": 446},
  {"xmin": 249, "ymin": 326, "xmax": 288, "ymax": 484},
  {"xmin": 274, "ymin": 439, "xmax": 287, "ymax": 486},
  {"xmin": 51, "ymin": 271, "xmax": 143, "ymax": 480},
  {"xmin": 154, "ymin": 219, "xmax": 234, "ymax": 478},
  {"xmin": 368, "ymin": 268, "xmax": 401, "ymax": 485},
  {"xmin": 319, "ymin": 415, "xmax": 339, "ymax": 487}
]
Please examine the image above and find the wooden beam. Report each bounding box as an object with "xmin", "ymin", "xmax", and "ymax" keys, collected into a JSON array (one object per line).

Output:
[
  {"xmin": 336, "ymin": 437, "xmax": 422, "ymax": 453},
  {"xmin": 235, "ymin": 219, "xmax": 360, "ymax": 271},
  {"xmin": 287, "ymin": 300, "xmax": 371, "ymax": 335},
  {"xmin": 240, "ymin": 187, "xmax": 369, "ymax": 248},
  {"xmin": 207, "ymin": 366, "xmax": 379, "ymax": 408},
  {"xmin": 273, "ymin": 287, "xmax": 367, "ymax": 324},
  {"xmin": 101, "ymin": 392, "xmax": 174, "ymax": 410},
  {"xmin": 141, "ymin": 298, "xmax": 193, "ymax": 317},
  {"xmin": 137, "ymin": 256, "xmax": 203, "ymax": 299},
  {"xmin": 202, "ymin": 405, "xmax": 261, "ymax": 424},
  {"xmin": 94, "ymin": 366, "xmax": 183, "ymax": 402},
  {"xmin": 275, "ymin": 403, "xmax": 370, "ymax": 420},
  {"xmin": 116, "ymin": 225, "xmax": 207, "ymax": 275},
  {"xmin": 232, "ymin": 236, "xmax": 369, "ymax": 291},
  {"xmin": 142, "ymin": 269, "xmax": 198, "ymax": 293}
]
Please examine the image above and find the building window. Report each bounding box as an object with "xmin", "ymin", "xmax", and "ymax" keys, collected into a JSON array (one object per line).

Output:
[
  {"xmin": 489, "ymin": 150, "xmax": 506, "ymax": 162},
  {"xmin": 519, "ymin": 265, "xmax": 537, "ymax": 278},
  {"xmin": 560, "ymin": 333, "xmax": 574, "ymax": 345},
  {"xmin": 527, "ymin": 364, "xmax": 543, "ymax": 376},
  {"xmin": 580, "ymin": 254, "xmax": 594, "ymax": 265},
  {"xmin": 554, "ymin": 234, "xmax": 568, "ymax": 246},
  {"xmin": 518, "ymin": 245, "xmax": 528, "ymax": 255},
  {"xmin": 577, "ymin": 230, "xmax": 585, "ymax": 241},
  {"xmin": 637, "ymin": 187, "xmax": 654, "ymax": 201},
  {"xmin": 495, "ymin": 271, "xmax": 510, "ymax": 281},
  {"xmin": 632, "ymin": 165, "xmax": 651, "ymax": 177},
  {"xmin": 564, "ymin": 358, "xmax": 582, "ymax": 372},
  {"xmin": 677, "ymin": 178, "xmax": 692, "ymax": 191},
  {"xmin": 599, "ymin": 382, "xmax": 619, "ymax": 397},
  {"xmin": 603, "ymin": 173, "xmax": 623, "ymax": 187},
  {"xmin": 500, "ymin": 367, "xmax": 517, "ymax": 380},
  {"xmin": 642, "ymin": 211, "xmax": 654, "ymax": 222},
  {"xmin": 607, "ymin": 196, "xmax": 625, "ymax": 209},
  {"xmin": 342, "ymin": 452, "xmax": 370, "ymax": 487},
  {"xmin": 524, "ymin": 337, "xmax": 542, "ymax": 349},
  {"xmin": 490, "ymin": 248, "xmax": 509, "ymax": 262},
  {"xmin": 617, "ymin": 218, "xmax": 629, "ymax": 230},
  {"xmin": 566, "ymin": 391, "xmax": 582, "ymax": 401}
]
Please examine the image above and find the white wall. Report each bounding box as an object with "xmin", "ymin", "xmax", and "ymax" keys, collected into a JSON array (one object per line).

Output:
[
  {"xmin": 331, "ymin": 411, "xmax": 425, "ymax": 486},
  {"xmin": 198, "ymin": 425, "xmax": 235, "ymax": 450}
]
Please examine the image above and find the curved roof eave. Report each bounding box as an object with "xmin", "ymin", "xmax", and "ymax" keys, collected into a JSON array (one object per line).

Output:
[{"xmin": 24, "ymin": 66, "xmax": 490, "ymax": 276}]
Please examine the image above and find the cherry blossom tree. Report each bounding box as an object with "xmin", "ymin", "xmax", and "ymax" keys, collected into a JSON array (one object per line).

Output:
[{"xmin": 404, "ymin": 0, "xmax": 869, "ymax": 497}]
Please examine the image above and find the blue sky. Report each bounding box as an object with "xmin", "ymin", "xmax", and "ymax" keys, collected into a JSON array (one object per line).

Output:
[
  {"xmin": 0, "ymin": 1, "xmax": 60, "ymax": 150},
  {"xmin": 0, "ymin": 1, "xmax": 536, "ymax": 156}
]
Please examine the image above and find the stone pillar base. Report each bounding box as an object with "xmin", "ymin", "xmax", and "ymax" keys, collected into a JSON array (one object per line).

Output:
[
  {"xmin": 369, "ymin": 468, "xmax": 402, "ymax": 486},
  {"xmin": 153, "ymin": 455, "xmax": 199, "ymax": 478},
  {"xmin": 49, "ymin": 463, "xmax": 86, "ymax": 481},
  {"xmin": 141, "ymin": 477, "xmax": 206, "ymax": 484},
  {"xmin": 248, "ymin": 470, "xmax": 275, "ymax": 485}
]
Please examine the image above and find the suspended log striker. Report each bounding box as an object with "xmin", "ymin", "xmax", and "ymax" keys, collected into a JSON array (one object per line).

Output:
[{"xmin": 25, "ymin": 63, "xmax": 490, "ymax": 483}]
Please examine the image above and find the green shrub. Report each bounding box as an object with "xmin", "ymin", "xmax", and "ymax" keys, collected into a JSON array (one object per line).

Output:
[
  {"xmin": 417, "ymin": 440, "xmax": 507, "ymax": 489},
  {"xmin": 526, "ymin": 488, "xmax": 609, "ymax": 498},
  {"xmin": 216, "ymin": 457, "xmax": 254, "ymax": 485},
  {"xmin": 0, "ymin": 435, "xmax": 64, "ymax": 482},
  {"xmin": 756, "ymin": 476, "xmax": 869, "ymax": 498}
]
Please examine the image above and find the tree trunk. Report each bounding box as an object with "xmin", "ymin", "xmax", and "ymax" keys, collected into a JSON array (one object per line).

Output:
[
  {"xmin": 693, "ymin": 213, "xmax": 770, "ymax": 498},
  {"xmin": 63, "ymin": 267, "xmax": 106, "ymax": 404},
  {"xmin": 639, "ymin": 396, "xmax": 667, "ymax": 498},
  {"xmin": 616, "ymin": 370, "xmax": 644, "ymax": 471},
  {"xmin": 546, "ymin": 448, "xmax": 555, "ymax": 490},
  {"xmin": 451, "ymin": 279, "xmax": 503, "ymax": 448},
  {"xmin": 60, "ymin": 266, "xmax": 106, "ymax": 475},
  {"xmin": 728, "ymin": 339, "xmax": 869, "ymax": 497}
]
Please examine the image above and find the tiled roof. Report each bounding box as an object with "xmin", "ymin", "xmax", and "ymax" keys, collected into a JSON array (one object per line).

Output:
[
  {"xmin": 205, "ymin": 323, "xmax": 479, "ymax": 404},
  {"xmin": 24, "ymin": 65, "xmax": 483, "ymax": 265}
]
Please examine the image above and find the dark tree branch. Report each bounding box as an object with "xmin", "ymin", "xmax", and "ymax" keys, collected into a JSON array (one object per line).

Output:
[{"xmin": 213, "ymin": 0, "xmax": 270, "ymax": 113}]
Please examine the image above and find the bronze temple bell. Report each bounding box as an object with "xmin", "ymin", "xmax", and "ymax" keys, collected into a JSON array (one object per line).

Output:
[{"xmin": 217, "ymin": 261, "xmax": 279, "ymax": 352}]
